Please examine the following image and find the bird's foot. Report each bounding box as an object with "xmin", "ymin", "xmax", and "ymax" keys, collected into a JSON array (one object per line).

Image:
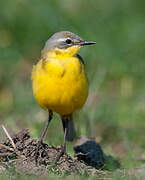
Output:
[
  {"xmin": 35, "ymin": 140, "xmax": 44, "ymax": 164},
  {"xmin": 54, "ymin": 145, "xmax": 65, "ymax": 164}
]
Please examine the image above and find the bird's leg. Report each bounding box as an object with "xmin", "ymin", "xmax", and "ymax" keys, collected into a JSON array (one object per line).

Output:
[
  {"xmin": 61, "ymin": 117, "xmax": 69, "ymax": 154},
  {"xmin": 39, "ymin": 110, "xmax": 53, "ymax": 143},
  {"xmin": 54, "ymin": 117, "xmax": 68, "ymax": 163},
  {"xmin": 62, "ymin": 125, "xmax": 67, "ymax": 153},
  {"xmin": 35, "ymin": 110, "xmax": 53, "ymax": 163}
]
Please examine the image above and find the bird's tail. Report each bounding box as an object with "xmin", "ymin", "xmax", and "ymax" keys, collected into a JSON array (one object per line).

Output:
[{"xmin": 61, "ymin": 115, "xmax": 76, "ymax": 141}]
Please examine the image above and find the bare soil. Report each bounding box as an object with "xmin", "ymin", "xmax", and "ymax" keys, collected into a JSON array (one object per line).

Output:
[{"xmin": 0, "ymin": 129, "xmax": 118, "ymax": 176}]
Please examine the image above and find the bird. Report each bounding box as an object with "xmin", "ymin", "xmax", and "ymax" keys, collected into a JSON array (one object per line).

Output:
[{"xmin": 31, "ymin": 31, "xmax": 96, "ymax": 159}]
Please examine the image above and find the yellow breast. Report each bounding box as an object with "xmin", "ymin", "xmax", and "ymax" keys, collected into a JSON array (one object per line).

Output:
[{"xmin": 31, "ymin": 55, "xmax": 88, "ymax": 115}]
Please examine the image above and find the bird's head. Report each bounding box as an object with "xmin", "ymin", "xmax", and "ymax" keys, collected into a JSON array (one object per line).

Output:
[{"xmin": 41, "ymin": 31, "xmax": 96, "ymax": 58}]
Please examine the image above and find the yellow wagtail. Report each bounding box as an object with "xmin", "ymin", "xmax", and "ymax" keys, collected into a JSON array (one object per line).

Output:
[{"xmin": 31, "ymin": 31, "xmax": 96, "ymax": 156}]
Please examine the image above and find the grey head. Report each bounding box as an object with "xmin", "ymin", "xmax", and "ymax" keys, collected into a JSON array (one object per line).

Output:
[{"xmin": 42, "ymin": 31, "xmax": 96, "ymax": 54}]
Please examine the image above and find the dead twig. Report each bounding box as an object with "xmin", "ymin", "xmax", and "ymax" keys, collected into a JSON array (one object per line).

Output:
[
  {"xmin": 1, "ymin": 125, "xmax": 25, "ymax": 160},
  {"xmin": 0, "ymin": 143, "xmax": 23, "ymax": 159},
  {"xmin": 1, "ymin": 125, "xmax": 16, "ymax": 149},
  {"xmin": 0, "ymin": 143, "xmax": 14, "ymax": 152},
  {"xmin": 0, "ymin": 152, "xmax": 13, "ymax": 157}
]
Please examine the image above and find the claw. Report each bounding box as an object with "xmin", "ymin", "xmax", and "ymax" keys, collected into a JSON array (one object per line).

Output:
[
  {"xmin": 54, "ymin": 145, "xmax": 65, "ymax": 164},
  {"xmin": 35, "ymin": 140, "xmax": 43, "ymax": 164}
]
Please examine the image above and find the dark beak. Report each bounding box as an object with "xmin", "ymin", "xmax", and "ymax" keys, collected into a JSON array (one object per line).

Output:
[{"xmin": 79, "ymin": 40, "xmax": 96, "ymax": 46}]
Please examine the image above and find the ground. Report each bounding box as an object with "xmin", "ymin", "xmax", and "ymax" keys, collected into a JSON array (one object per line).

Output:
[
  {"xmin": 0, "ymin": 129, "xmax": 106, "ymax": 176},
  {"xmin": 0, "ymin": 128, "xmax": 145, "ymax": 179}
]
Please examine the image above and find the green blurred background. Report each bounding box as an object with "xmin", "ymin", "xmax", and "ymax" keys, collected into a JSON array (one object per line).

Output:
[{"xmin": 0, "ymin": 0, "xmax": 145, "ymax": 170}]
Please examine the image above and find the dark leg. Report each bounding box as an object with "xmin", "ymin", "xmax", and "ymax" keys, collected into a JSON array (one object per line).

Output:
[
  {"xmin": 35, "ymin": 110, "xmax": 53, "ymax": 163},
  {"xmin": 62, "ymin": 124, "xmax": 67, "ymax": 153},
  {"xmin": 39, "ymin": 110, "xmax": 53, "ymax": 143},
  {"xmin": 54, "ymin": 118, "xmax": 68, "ymax": 163}
]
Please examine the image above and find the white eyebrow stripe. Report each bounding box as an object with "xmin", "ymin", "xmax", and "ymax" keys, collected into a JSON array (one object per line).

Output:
[{"xmin": 57, "ymin": 38, "xmax": 68, "ymax": 42}]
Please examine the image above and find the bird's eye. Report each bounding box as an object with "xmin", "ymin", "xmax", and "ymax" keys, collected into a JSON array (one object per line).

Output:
[{"xmin": 66, "ymin": 39, "xmax": 72, "ymax": 44}]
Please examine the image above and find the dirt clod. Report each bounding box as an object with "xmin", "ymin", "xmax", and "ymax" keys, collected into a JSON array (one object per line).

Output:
[{"xmin": 74, "ymin": 136, "xmax": 105, "ymax": 169}]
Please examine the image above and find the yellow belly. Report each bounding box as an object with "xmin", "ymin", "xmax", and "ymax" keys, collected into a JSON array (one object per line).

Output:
[{"xmin": 31, "ymin": 56, "xmax": 88, "ymax": 115}]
